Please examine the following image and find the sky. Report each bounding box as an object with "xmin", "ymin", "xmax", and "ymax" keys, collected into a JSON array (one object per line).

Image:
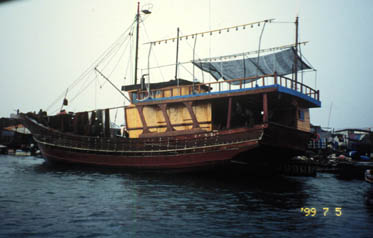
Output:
[{"xmin": 0, "ymin": 0, "xmax": 373, "ymax": 130}]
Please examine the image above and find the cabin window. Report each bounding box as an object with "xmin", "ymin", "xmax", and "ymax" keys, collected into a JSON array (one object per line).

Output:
[
  {"xmin": 132, "ymin": 92, "xmax": 137, "ymax": 101},
  {"xmin": 299, "ymin": 109, "xmax": 305, "ymax": 121}
]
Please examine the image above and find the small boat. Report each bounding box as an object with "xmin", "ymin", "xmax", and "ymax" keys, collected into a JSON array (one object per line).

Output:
[
  {"xmin": 20, "ymin": 3, "xmax": 320, "ymax": 172},
  {"xmin": 0, "ymin": 119, "xmax": 33, "ymax": 153},
  {"xmin": 365, "ymin": 169, "xmax": 373, "ymax": 184}
]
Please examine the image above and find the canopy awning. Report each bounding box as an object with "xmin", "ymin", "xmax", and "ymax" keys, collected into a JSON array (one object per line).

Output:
[
  {"xmin": 192, "ymin": 48, "xmax": 311, "ymax": 82},
  {"xmin": 3, "ymin": 124, "xmax": 31, "ymax": 134}
]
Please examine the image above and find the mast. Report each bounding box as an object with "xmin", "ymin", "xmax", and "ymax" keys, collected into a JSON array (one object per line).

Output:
[
  {"xmin": 294, "ymin": 16, "xmax": 299, "ymax": 88},
  {"xmin": 134, "ymin": 2, "xmax": 140, "ymax": 85}
]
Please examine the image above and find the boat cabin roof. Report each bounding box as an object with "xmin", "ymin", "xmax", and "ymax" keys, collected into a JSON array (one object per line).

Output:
[{"xmin": 122, "ymin": 79, "xmax": 211, "ymax": 92}]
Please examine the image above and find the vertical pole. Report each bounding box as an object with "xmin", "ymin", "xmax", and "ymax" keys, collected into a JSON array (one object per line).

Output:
[
  {"xmin": 294, "ymin": 16, "xmax": 299, "ymax": 89},
  {"xmin": 226, "ymin": 97, "xmax": 232, "ymax": 129},
  {"xmin": 147, "ymin": 43, "xmax": 152, "ymax": 92},
  {"xmin": 263, "ymin": 93, "xmax": 268, "ymax": 123},
  {"xmin": 192, "ymin": 35, "xmax": 198, "ymax": 87},
  {"xmin": 134, "ymin": 2, "xmax": 140, "ymax": 85},
  {"xmin": 175, "ymin": 27, "xmax": 180, "ymax": 86}
]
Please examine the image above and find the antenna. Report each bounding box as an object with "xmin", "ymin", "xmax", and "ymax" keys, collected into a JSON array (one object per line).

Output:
[{"xmin": 134, "ymin": 2, "xmax": 152, "ymax": 86}]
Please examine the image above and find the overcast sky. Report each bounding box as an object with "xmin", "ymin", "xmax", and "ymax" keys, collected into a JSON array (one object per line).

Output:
[{"xmin": 0, "ymin": 0, "xmax": 372, "ymax": 129}]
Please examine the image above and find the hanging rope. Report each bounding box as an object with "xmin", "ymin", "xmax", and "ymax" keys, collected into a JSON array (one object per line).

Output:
[
  {"xmin": 124, "ymin": 27, "xmax": 135, "ymax": 84},
  {"xmin": 145, "ymin": 19, "xmax": 274, "ymax": 45}
]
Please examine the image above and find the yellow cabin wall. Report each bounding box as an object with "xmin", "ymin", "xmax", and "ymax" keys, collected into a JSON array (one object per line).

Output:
[
  {"xmin": 193, "ymin": 103, "xmax": 212, "ymax": 131},
  {"xmin": 125, "ymin": 106, "xmax": 143, "ymax": 138},
  {"xmin": 125, "ymin": 102, "xmax": 212, "ymax": 138},
  {"xmin": 125, "ymin": 85, "xmax": 211, "ymax": 138}
]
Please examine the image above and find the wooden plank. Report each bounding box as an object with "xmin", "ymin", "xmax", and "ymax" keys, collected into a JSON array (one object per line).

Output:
[
  {"xmin": 183, "ymin": 101, "xmax": 200, "ymax": 129},
  {"xmin": 158, "ymin": 104, "xmax": 175, "ymax": 132},
  {"xmin": 126, "ymin": 121, "xmax": 212, "ymax": 131}
]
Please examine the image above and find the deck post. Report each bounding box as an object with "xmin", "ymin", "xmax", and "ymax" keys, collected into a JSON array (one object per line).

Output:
[
  {"xmin": 60, "ymin": 114, "xmax": 65, "ymax": 132},
  {"xmin": 73, "ymin": 113, "xmax": 79, "ymax": 134},
  {"xmin": 89, "ymin": 111, "xmax": 96, "ymax": 135},
  {"xmin": 104, "ymin": 109, "xmax": 110, "ymax": 137},
  {"xmin": 183, "ymin": 102, "xmax": 200, "ymax": 129},
  {"xmin": 136, "ymin": 106, "xmax": 150, "ymax": 134},
  {"xmin": 263, "ymin": 93, "xmax": 268, "ymax": 123},
  {"xmin": 226, "ymin": 97, "xmax": 232, "ymax": 129},
  {"xmin": 82, "ymin": 112, "xmax": 89, "ymax": 135}
]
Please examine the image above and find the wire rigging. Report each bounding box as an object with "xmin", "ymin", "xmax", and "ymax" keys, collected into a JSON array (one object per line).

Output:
[
  {"xmin": 99, "ymin": 29, "xmax": 133, "ymax": 88},
  {"xmin": 46, "ymin": 19, "xmax": 136, "ymax": 114}
]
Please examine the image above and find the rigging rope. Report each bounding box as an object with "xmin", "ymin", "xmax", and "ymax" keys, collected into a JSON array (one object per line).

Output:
[
  {"xmin": 99, "ymin": 29, "xmax": 133, "ymax": 88},
  {"xmin": 124, "ymin": 27, "xmax": 134, "ymax": 84},
  {"xmin": 46, "ymin": 19, "xmax": 136, "ymax": 114}
]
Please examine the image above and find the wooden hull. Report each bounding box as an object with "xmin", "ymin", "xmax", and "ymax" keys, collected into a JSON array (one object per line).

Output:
[
  {"xmin": 21, "ymin": 114, "xmax": 311, "ymax": 171},
  {"xmin": 38, "ymin": 141, "xmax": 258, "ymax": 170}
]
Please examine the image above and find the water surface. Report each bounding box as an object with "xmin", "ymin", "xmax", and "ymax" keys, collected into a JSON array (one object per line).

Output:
[{"xmin": 0, "ymin": 155, "xmax": 372, "ymax": 237}]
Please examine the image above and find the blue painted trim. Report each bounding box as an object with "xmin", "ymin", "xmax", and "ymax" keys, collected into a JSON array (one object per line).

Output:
[
  {"xmin": 276, "ymin": 85, "xmax": 321, "ymax": 107},
  {"xmin": 133, "ymin": 84, "xmax": 321, "ymax": 107}
]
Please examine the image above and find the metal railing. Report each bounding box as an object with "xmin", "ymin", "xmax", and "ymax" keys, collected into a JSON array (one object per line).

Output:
[
  {"xmin": 36, "ymin": 126, "xmax": 261, "ymax": 155},
  {"xmin": 135, "ymin": 74, "xmax": 319, "ymax": 102}
]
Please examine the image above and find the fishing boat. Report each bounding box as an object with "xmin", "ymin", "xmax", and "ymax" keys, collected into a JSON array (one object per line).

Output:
[{"xmin": 20, "ymin": 3, "xmax": 321, "ymax": 171}]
